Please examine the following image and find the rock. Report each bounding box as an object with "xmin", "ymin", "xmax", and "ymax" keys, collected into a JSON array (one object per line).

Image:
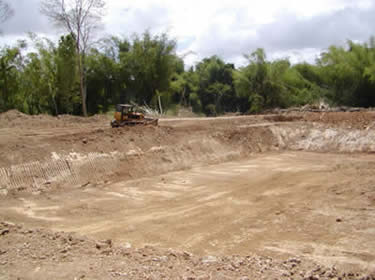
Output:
[
  {"xmin": 95, "ymin": 242, "xmax": 104, "ymax": 250},
  {"xmin": 105, "ymin": 239, "xmax": 112, "ymax": 247},
  {"xmin": 101, "ymin": 249, "xmax": 112, "ymax": 255},
  {"xmin": 1, "ymin": 221, "xmax": 15, "ymax": 227},
  {"xmin": 81, "ymin": 182, "xmax": 90, "ymax": 188},
  {"xmin": 305, "ymin": 274, "xmax": 320, "ymax": 280},
  {"xmin": 168, "ymin": 250, "xmax": 178, "ymax": 257},
  {"xmin": 82, "ymin": 138, "xmax": 88, "ymax": 144},
  {"xmin": 197, "ymin": 275, "xmax": 210, "ymax": 280},
  {"xmin": 287, "ymin": 257, "xmax": 301, "ymax": 264},
  {"xmin": 0, "ymin": 189, "xmax": 8, "ymax": 196},
  {"xmin": 0, "ymin": 228, "xmax": 9, "ymax": 235},
  {"xmin": 183, "ymin": 251, "xmax": 193, "ymax": 259},
  {"xmin": 159, "ymin": 256, "xmax": 168, "ymax": 262},
  {"xmin": 60, "ymin": 248, "xmax": 68, "ymax": 254},
  {"xmin": 336, "ymin": 218, "xmax": 342, "ymax": 222},
  {"xmin": 202, "ymin": 255, "xmax": 218, "ymax": 264}
]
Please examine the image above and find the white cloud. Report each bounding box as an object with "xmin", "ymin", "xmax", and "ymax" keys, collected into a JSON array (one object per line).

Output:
[{"xmin": 1, "ymin": 0, "xmax": 375, "ymax": 66}]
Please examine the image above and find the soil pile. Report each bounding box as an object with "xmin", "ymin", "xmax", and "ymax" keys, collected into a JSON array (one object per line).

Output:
[{"xmin": 0, "ymin": 109, "xmax": 108, "ymax": 129}]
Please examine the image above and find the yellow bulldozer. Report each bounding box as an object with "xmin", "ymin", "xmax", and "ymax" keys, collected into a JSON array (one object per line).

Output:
[{"xmin": 111, "ymin": 104, "xmax": 158, "ymax": 128}]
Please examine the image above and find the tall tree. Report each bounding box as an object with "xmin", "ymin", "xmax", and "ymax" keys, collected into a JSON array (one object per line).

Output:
[
  {"xmin": 56, "ymin": 34, "xmax": 80, "ymax": 114},
  {"xmin": 318, "ymin": 40, "xmax": 375, "ymax": 107},
  {"xmin": 195, "ymin": 56, "xmax": 236, "ymax": 115},
  {"xmin": 40, "ymin": 0, "xmax": 106, "ymax": 116},
  {"xmin": 126, "ymin": 31, "xmax": 177, "ymax": 108},
  {"xmin": 234, "ymin": 49, "xmax": 290, "ymax": 113},
  {"xmin": 22, "ymin": 36, "xmax": 58, "ymax": 115},
  {"xmin": 0, "ymin": 47, "xmax": 21, "ymax": 111}
]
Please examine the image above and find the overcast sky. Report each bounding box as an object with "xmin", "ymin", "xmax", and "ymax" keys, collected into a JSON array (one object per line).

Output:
[{"xmin": 1, "ymin": 0, "xmax": 375, "ymax": 66}]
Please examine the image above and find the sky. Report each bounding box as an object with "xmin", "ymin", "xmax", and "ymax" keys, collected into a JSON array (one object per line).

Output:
[{"xmin": 0, "ymin": 0, "xmax": 375, "ymax": 67}]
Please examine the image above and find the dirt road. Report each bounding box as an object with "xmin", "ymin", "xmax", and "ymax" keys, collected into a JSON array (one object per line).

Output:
[{"xmin": 0, "ymin": 110, "xmax": 375, "ymax": 279}]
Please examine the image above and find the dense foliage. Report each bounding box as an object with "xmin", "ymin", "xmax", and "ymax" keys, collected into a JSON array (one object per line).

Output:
[{"xmin": 1, "ymin": 32, "xmax": 375, "ymax": 116}]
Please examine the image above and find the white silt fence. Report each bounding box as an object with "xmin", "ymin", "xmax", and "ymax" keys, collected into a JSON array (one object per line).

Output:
[{"xmin": 0, "ymin": 152, "xmax": 120, "ymax": 193}]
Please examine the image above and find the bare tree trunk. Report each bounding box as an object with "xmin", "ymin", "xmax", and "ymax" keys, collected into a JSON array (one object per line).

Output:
[
  {"xmin": 83, "ymin": 76, "xmax": 88, "ymax": 116},
  {"xmin": 76, "ymin": 45, "xmax": 88, "ymax": 117},
  {"xmin": 78, "ymin": 64, "xmax": 88, "ymax": 116},
  {"xmin": 180, "ymin": 87, "xmax": 186, "ymax": 106},
  {"xmin": 158, "ymin": 95, "xmax": 163, "ymax": 115},
  {"xmin": 52, "ymin": 95, "xmax": 59, "ymax": 116},
  {"xmin": 49, "ymin": 83, "xmax": 59, "ymax": 116},
  {"xmin": 3, "ymin": 70, "xmax": 8, "ymax": 108}
]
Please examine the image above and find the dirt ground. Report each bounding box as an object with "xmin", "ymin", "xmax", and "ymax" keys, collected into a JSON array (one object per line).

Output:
[{"xmin": 0, "ymin": 110, "xmax": 375, "ymax": 279}]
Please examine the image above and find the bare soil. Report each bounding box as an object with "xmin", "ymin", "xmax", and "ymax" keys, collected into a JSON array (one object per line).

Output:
[{"xmin": 0, "ymin": 110, "xmax": 375, "ymax": 279}]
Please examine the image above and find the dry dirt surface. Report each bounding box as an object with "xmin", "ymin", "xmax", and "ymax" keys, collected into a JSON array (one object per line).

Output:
[{"xmin": 1, "ymin": 110, "xmax": 375, "ymax": 279}]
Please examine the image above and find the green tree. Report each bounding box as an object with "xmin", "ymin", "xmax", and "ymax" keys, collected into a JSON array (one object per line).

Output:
[
  {"xmin": 126, "ymin": 31, "xmax": 178, "ymax": 111},
  {"xmin": 0, "ymin": 46, "xmax": 21, "ymax": 111},
  {"xmin": 21, "ymin": 37, "xmax": 58, "ymax": 114},
  {"xmin": 195, "ymin": 56, "xmax": 236, "ymax": 115},
  {"xmin": 41, "ymin": 0, "xmax": 106, "ymax": 116},
  {"xmin": 319, "ymin": 40, "xmax": 375, "ymax": 107},
  {"xmin": 234, "ymin": 48, "xmax": 324, "ymax": 113},
  {"xmin": 86, "ymin": 48, "xmax": 120, "ymax": 113},
  {"xmin": 55, "ymin": 34, "xmax": 80, "ymax": 114}
]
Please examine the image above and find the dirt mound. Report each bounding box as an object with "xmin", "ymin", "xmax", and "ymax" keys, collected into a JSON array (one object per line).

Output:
[
  {"xmin": 57, "ymin": 114, "xmax": 108, "ymax": 124},
  {"xmin": 0, "ymin": 221, "xmax": 373, "ymax": 280},
  {"xmin": 0, "ymin": 109, "xmax": 108, "ymax": 129},
  {"xmin": 0, "ymin": 110, "xmax": 55, "ymax": 128},
  {"xmin": 0, "ymin": 109, "xmax": 28, "ymax": 120}
]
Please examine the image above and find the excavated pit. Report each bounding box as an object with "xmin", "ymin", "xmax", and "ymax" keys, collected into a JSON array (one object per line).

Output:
[
  {"xmin": 1, "ymin": 112, "xmax": 375, "ymax": 278},
  {"xmin": 2, "ymin": 121, "xmax": 375, "ymax": 194}
]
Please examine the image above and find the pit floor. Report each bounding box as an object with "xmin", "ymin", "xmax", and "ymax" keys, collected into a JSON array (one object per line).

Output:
[{"xmin": 1, "ymin": 151, "xmax": 375, "ymax": 270}]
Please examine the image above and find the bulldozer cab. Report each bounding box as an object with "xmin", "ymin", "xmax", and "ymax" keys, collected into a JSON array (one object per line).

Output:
[
  {"xmin": 111, "ymin": 104, "xmax": 158, "ymax": 127},
  {"xmin": 115, "ymin": 104, "xmax": 143, "ymax": 121},
  {"xmin": 116, "ymin": 104, "xmax": 134, "ymax": 114}
]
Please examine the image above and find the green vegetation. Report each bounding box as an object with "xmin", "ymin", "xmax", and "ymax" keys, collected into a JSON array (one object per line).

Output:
[{"xmin": 1, "ymin": 32, "xmax": 375, "ymax": 116}]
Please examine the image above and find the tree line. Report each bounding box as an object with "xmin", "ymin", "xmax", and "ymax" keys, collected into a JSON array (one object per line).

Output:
[
  {"xmin": 1, "ymin": 0, "xmax": 375, "ymax": 116},
  {"xmin": 1, "ymin": 33, "xmax": 375, "ymax": 116}
]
